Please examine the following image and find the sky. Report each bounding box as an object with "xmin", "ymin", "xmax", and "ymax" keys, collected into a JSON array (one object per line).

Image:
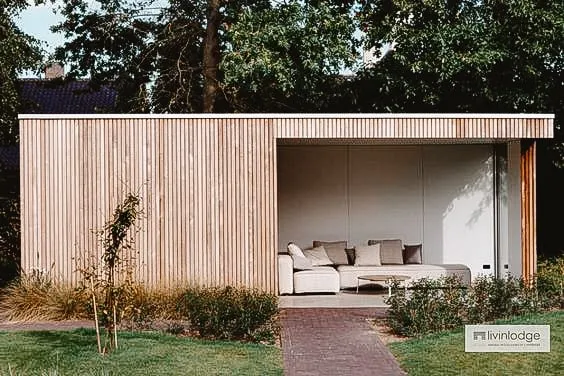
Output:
[
  {"xmin": 15, "ymin": 2, "xmax": 65, "ymax": 77},
  {"xmin": 16, "ymin": 3, "xmax": 65, "ymax": 53}
]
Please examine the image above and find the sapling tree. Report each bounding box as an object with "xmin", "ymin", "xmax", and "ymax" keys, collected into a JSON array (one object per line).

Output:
[{"xmin": 85, "ymin": 192, "xmax": 142, "ymax": 354}]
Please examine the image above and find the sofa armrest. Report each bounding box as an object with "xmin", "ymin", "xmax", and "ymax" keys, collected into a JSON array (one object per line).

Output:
[{"xmin": 278, "ymin": 254, "xmax": 293, "ymax": 295}]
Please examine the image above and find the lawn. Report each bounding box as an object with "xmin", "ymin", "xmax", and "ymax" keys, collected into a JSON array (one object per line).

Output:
[
  {"xmin": 389, "ymin": 310, "xmax": 564, "ymax": 376},
  {"xmin": 0, "ymin": 329, "xmax": 283, "ymax": 376}
]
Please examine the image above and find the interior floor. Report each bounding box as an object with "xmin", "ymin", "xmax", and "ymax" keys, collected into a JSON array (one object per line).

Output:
[{"xmin": 279, "ymin": 289, "xmax": 389, "ymax": 308}]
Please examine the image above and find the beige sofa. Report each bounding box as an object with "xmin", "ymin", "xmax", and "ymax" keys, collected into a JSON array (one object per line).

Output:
[{"xmin": 278, "ymin": 254, "xmax": 471, "ymax": 295}]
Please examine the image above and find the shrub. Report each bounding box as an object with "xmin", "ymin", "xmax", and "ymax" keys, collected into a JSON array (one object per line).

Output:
[
  {"xmin": 466, "ymin": 274, "xmax": 541, "ymax": 323},
  {"xmin": 386, "ymin": 273, "xmax": 548, "ymax": 338},
  {"xmin": 117, "ymin": 283, "xmax": 186, "ymax": 327},
  {"xmin": 179, "ymin": 285, "xmax": 279, "ymax": 343},
  {"xmin": 0, "ymin": 269, "xmax": 89, "ymax": 321},
  {"xmin": 0, "ymin": 199, "xmax": 20, "ymax": 288},
  {"xmin": 385, "ymin": 276, "xmax": 467, "ymax": 337},
  {"xmin": 536, "ymin": 255, "xmax": 564, "ymax": 309}
]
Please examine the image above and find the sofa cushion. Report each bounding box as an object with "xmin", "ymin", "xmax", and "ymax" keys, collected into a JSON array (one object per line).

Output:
[
  {"xmin": 303, "ymin": 246, "xmax": 334, "ymax": 266},
  {"xmin": 287, "ymin": 242, "xmax": 305, "ymax": 258},
  {"xmin": 313, "ymin": 240, "xmax": 349, "ymax": 265},
  {"xmin": 294, "ymin": 267, "xmax": 340, "ymax": 294},
  {"xmin": 368, "ymin": 239, "xmax": 403, "ymax": 264},
  {"xmin": 292, "ymin": 255, "xmax": 313, "ymax": 270},
  {"xmin": 403, "ymin": 244, "xmax": 422, "ymax": 264},
  {"xmin": 354, "ymin": 244, "xmax": 381, "ymax": 266}
]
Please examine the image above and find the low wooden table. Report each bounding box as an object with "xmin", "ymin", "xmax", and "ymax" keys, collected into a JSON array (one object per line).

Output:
[{"xmin": 356, "ymin": 274, "xmax": 411, "ymax": 296}]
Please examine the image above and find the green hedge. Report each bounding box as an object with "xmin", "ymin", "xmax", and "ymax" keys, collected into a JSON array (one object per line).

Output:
[
  {"xmin": 386, "ymin": 273, "xmax": 547, "ymax": 338},
  {"xmin": 178, "ymin": 285, "xmax": 279, "ymax": 343}
]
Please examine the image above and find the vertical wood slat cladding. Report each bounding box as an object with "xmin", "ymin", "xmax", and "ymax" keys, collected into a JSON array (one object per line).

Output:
[
  {"xmin": 20, "ymin": 118, "xmax": 276, "ymax": 292},
  {"xmin": 520, "ymin": 141, "xmax": 537, "ymax": 281},
  {"xmin": 274, "ymin": 117, "xmax": 553, "ymax": 139}
]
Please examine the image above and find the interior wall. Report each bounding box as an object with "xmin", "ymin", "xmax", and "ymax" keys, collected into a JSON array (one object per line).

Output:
[
  {"xmin": 278, "ymin": 144, "xmax": 498, "ymax": 279},
  {"xmin": 348, "ymin": 146, "xmax": 423, "ymax": 246},
  {"xmin": 497, "ymin": 144, "xmax": 509, "ymax": 277},
  {"xmin": 507, "ymin": 141, "xmax": 522, "ymax": 276},
  {"xmin": 422, "ymin": 145, "xmax": 495, "ymax": 276},
  {"xmin": 277, "ymin": 146, "xmax": 348, "ymax": 250}
]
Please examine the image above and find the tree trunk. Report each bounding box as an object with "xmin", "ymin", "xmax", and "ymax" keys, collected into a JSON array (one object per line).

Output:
[{"xmin": 203, "ymin": 0, "xmax": 221, "ymax": 113}]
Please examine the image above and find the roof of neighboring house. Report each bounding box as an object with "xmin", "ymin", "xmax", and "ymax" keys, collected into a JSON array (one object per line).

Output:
[
  {"xmin": 19, "ymin": 79, "xmax": 117, "ymax": 114},
  {"xmin": 0, "ymin": 146, "xmax": 19, "ymax": 171}
]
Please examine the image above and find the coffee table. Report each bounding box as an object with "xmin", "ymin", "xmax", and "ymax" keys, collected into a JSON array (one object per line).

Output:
[{"xmin": 356, "ymin": 275, "xmax": 411, "ymax": 296}]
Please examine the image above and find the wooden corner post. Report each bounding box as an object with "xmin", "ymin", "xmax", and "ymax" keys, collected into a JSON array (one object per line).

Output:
[{"xmin": 520, "ymin": 140, "xmax": 537, "ymax": 283}]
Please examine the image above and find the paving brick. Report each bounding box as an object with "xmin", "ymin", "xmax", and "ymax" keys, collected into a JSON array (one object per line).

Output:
[{"xmin": 280, "ymin": 308, "xmax": 406, "ymax": 376}]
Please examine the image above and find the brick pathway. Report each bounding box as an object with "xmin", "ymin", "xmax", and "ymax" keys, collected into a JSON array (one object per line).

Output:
[
  {"xmin": 0, "ymin": 320, "xmax": 94, "ymax": 331},
  {"xmin": 280, "ymin": 308, "xmax": 406, "ymax": 376}
]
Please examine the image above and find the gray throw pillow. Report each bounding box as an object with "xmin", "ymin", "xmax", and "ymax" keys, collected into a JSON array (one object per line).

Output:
[
  {"xmin": 345, "ymin": 248, "xmax": 356, "ymax": 265},
  {"xmin": 292, "ymin": 255, "xmax": 313, "ymax": 270},
  {"xmin": 403, "ymin": 244, "xmax": 422, "ymax": 264},
  {"xmin": 354, "ymin": 244, "xmax": 381, "ymax": 266},
  {"xmin": 313, "ymin": 240, "xmax": 348, "ymax": 265},
  {"xmin": 303, "ymin": 246, "xmax": 334, "ymax": 266},
  {"xmin": 368, "ymin": 239, "xmax": 404, "ymax": 264}
]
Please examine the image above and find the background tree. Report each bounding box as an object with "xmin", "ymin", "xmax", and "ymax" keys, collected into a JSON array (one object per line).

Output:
[
  {"xmin": 221, "ymin": 0, "xmax": 358, "ymax": 112},
  {"xmin": 355, "ymin": 0, "xmax": 562, "ymax": 114},
  {"xmin": 0, "ymin": 0, "xmax": 43, "ymax": 286},
  {"xmin": 0, "ymin": 0, "xmax": 43, "ymax": 144},
  {"xmin": 52, "ymin": 0, "xmax": 358, "ymax": 112}
]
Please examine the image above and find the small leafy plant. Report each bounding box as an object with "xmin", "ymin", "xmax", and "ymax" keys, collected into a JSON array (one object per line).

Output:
[
  {"xmin": 179, "ymin": 285, "xmax": 279, "ymax": 343},
  {"xmin": 386, "ymin": 276, "xmax": 467, "ymax": 337},
  {"xmin": 386, "ymin": 272, "xmax": 550, "ymax": 338},
  {"xmin": 466, "ymin": 274, "xmax": 540, "ymax": 323},
  {"xmin": 536, "ymin": 255, "xmax": 564, "ymax": 309}
]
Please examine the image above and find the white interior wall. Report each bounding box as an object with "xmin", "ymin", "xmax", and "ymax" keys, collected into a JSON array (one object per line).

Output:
[
  {"xmin": 278, "ymin": 144, "xmax": 510, "ymax": 279},
  {"xmin": 277, "ymin": 146, "xmax": 348, "ymax": 251},
  {"xmin": 497, "ymin": 145, "xmax": 510, "ymax": 277},
  {"xmin": 507, "ymin": 141, "xmax": 522, "ymax": 277},
  {"xmin": 422, "ymin": 145, "xmax": 495, "ymax": 276},
  {"xmin": 348, "ymin": 146, "xmax": 423, "ymax": 246}
]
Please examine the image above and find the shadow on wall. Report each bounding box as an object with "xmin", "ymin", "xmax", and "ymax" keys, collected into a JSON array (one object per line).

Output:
[{"xmin": 423, "ymin": 144, "xmax": 495, "ymax": 272}]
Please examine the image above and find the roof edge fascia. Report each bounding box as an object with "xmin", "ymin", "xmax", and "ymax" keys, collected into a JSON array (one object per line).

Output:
[{"xmin": 18, "ymin": 113, "xmax": 555, "ymax": 120}]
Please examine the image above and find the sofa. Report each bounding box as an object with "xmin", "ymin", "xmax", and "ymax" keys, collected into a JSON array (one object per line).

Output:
[{"xmin": 278, "ymin": 240, "xmax": 471, "ymax": 295}]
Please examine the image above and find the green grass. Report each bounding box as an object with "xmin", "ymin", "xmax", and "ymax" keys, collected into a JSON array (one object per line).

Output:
[
  {"xmin": 389, "ymin": 310, "xmax": 564, "ymax": 376},
  {"xmin": 0, "ymin": 329, "xmax": 283, "ymax": 376}
]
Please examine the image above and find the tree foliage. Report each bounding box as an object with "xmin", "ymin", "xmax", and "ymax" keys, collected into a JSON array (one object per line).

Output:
[
  {"xmin": 355, "ymin": 0, "xmax": 563, "ymax": 116},
  {"xmin": 221, "ymin": 1, "xmax": 359, "ymax": 111},
  {"xmin": 52, "ymin": 0, "xmax": 358, "ymax": 112},
  {"xmin": 0, "ymin": 0, "xmax": 42, "ymax": 144}
]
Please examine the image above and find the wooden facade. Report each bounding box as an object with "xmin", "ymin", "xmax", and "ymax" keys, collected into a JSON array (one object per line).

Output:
[
  {"xmin": 521, "ymin": 141, "xmax": 537, "ymax": 281},
  {"xmin": 19, "ymin": 114, "xmax": 553, "ymax": 292}
]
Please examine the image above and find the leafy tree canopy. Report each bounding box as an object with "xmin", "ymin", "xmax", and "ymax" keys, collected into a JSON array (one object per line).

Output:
[
  {"xmin": 52, "ymin": 0, "xmax": 359, "ymax": 113},
  {"xmin": 356, "ymin": 0, "xmax": 563, "ymax": 116},
  {"xmin": 0, "ymin": 0, "xmax": 43, "ymax": 144}
]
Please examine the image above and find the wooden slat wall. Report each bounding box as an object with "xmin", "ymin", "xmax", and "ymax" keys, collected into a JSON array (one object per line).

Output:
[
  {"xmin": 20, "ymin": 118, "xmax": 277, "ymax": 291},
  {"xmin": 274, "ymin": 117, "xmax": 553, "ymax": 139},
  {"xmin": 20, "ymin": 115, "xmax": 551, "ymax": 292},
  {"xmin": 520, "ymin": 141, "xmax": 537, "ymax": 281}
]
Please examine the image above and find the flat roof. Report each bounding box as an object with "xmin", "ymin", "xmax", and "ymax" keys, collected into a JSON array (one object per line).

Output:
[{"xmin": 18, "ymin": 113, "xmax": 555, "ymax": 120}]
